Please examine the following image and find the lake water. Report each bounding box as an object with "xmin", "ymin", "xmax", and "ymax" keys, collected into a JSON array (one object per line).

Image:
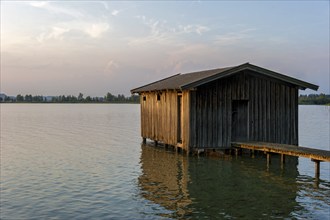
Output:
[{"xmin": 1, "ymin": 104, "xmax": 329, "ymax": 219}]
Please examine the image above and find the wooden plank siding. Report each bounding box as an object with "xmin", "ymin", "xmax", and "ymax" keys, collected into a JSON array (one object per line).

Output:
[
  {"xmin": 140, "ymin": 70, "xmax": 299, "ymax": 151},
  {"xmin": 140, "ymin": 90, "xmax": 190, "ymax": 151},
  {"xmin": 189, "ymin": 71, "xmax": 299, "ymax": 149}
]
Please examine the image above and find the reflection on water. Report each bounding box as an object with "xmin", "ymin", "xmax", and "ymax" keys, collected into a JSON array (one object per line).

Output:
[
  {"xmin": 1, "ymin": 104, "xmax": 329, "ymax": 219},
  {"xmin": 139, "ymin": 144, "xmax": 192, "ymax": 218},
  {"xmin": 139, "ymin": 143, "xmax": 330, "ymax": 219}
]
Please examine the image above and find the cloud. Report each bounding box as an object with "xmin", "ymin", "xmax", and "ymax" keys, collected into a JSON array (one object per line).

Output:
[
  {"xmin": 104, "ymin": 60, "xmax": 120, "ymax": 76},
  {"xmin": 37, "ymin": 26, "xmax": 70, "ymax": 42},
  {"xmin": 28, "ymin": 1, "xmax": 48, "ymax": 8},
  {"xmin": 215, "ymin": 28, "xmax": 256, "ymax": 46},
  {"xmin": 179, "ymin": 24, "xmax": 210, "ymax": 35},
  {"xmin": 36, "ymin": 22, "xmax": 110, "ymax": 42},
  {"xmin": 28, "ymin": 1, "xmax": 83, "ymax": 18},
  {"xmin": 112, "ymin": 10, "xmax": 120, "ymax": 16},
  {"xmin": 101, "ymin": 1, "xmax": 109, "ymax": 10},
  {"xmin": 85, "ymin": 23, "xmax": 110, "ymax": 38},
  {"xmin": 128, "ymin": 16, "xmax": 210, "ymax": 46}
]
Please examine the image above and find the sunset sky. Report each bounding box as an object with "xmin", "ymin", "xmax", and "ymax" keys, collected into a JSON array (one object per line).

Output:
[{"xmin": 1, "ymin": 1, "xmax": 329, "ymax": 96}]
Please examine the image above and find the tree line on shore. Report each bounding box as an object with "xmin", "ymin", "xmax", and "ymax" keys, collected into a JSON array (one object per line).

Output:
[
  {"xmin": 0, "ymin": 92, "xmax": 140, "ymax": 103},
  {"xmin": 298, "ymin": 94, "xmax": 330, "ymax": 105},
  {"xmin": 1, "ymin": 93, "xmax": 329, "ymax": 105}
]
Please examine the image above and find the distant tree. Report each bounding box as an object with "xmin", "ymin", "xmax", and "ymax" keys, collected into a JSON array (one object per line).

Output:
[
  {"xmin": 105, "ymin": 92, "xmax": 114, "ymax": 102},
  {"xmin": 129, "ymin": 94, "xmax": 140, "ymax": 103},
  {"xmin": 25, "ymin": 94, "xmax": 32, "ymax": 102},
  {"xmin": 16, "ymin": 94, "xmax": 24, "ymax": 102},
  {"xmin": 78, "ymin": 93, "xmax": 84, "ymax": 102},
  {"xmin": 32, "ymin": 95, "xmax": 44, "ymax": 102},
  {"xmin": 299, "ymin": 93, "xmax": 330, "ymax": 105},
  {"xmin": 5, "ymin": 96, "xmax": 12, "ymax": 102},
  {"xmin": 52, "ymin": 96, "xmax": 59, "ymax": 102},
  {"xmin": 85, "ymin": 96, "xmax": 92, "ymax": 102}
]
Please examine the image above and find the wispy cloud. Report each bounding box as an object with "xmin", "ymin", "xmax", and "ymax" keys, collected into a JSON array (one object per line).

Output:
[
  {"xmin": 29, "ymin": 1, "xmax": 48, "ymax": 8},
  {"xmin": 112, "ymin": 10, "xmax": 120, "ymax": 16},
  {"xmin": 37, "ymin": 26, "xmax": 70, "ymax": 42},
  {"xmin": 104, "ymin": 59, "xmax": 119, "ymax": 75},
  {"xmin": 128, "ymin": 15, "xmax": 210, "ymax": 45},
  {"xmin": 214, "ymin": 28, "xmax": 256, "ymax": 46},
  {"xmin": 100, "ymin": 1, "xmax": 109, "ymax": 10},
  {"xmin": 36, "ymin": 21, "xmax": 110, "ymax": 42},
  {"xmin": 85, "ymin": 23, "xmax": 110, "ymax": 38},
  {"xmin": 179, "ymin": 24, "xmax": 210, "ymax": 35},
  {"xmin": 28, "ymin": 1, "xmax": 83, "ymax": 18}
]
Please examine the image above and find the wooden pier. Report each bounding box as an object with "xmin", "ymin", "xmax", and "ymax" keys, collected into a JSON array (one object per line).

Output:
[{"xmin": 232, "ymin": 142, "xmax": 330, "ymax": 179}]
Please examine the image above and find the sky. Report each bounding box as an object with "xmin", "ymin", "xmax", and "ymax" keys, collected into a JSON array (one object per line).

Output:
[{"xmin": 1, "ymin": 1, "xmax": 329, "ymax": 97}]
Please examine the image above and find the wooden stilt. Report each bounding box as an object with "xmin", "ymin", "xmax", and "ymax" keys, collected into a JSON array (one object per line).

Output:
[
  {"xmin": 142, "ymin": 137, "xmax": 146, "ymax": 144},
  {"xmin": 280, "ymin": 154, "xmax": 285, "ymax": 169},
  {"xmin": 235, "ymin": 148, "xmax": 239, "ymax": 158},
  {"xmin": 281, "ymin": 154, "xmax": 285, "ymax": 164},
  {"xmin": 154, "ymin": 140, "xmax": 158, "ymax": 146},
  {"xmin": 312, "ymin": 159, "xmax": 320, "ymax": 179},
  {"xmin": 266, "ymin": 153, "xmax": 271, "ymax": 166},
  {"xmin": 250, "ymin": 149, "xmax": 255, "ymax": 158}
]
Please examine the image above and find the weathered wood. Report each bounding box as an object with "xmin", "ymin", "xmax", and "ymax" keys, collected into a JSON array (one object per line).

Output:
[
  {"xmin": 140, "ymin": 70, "xmax": 300, "ymax": 151},
  {"xmin": 233, "ymin": 142, "xmax": 329, "ymax": 177},
  {"xmin": 281, "ymin": 154, "xmax": 285, "ymax": 164},
  {"xmin": 312, "ymin": 159, "xmax": 321, "ymax": 179},
  {"xmin": 266, "ymin": 153, "xmax": 271, "ymax": 166},
  {"xmin": 232, "ymin": 142, "xmax": 330, "ymax": 162}
]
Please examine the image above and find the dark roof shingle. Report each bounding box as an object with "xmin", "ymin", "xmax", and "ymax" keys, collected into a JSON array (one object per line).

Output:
[{"xmin": 131, "ymin": 63, "xmax": 318, "ymax": 93}]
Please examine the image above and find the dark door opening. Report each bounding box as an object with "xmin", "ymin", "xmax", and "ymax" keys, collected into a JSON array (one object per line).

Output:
[
  {"xmin": 177, "ymin": 95, "xmax": 182, "ymax": 143},
  {"xmin": 232, "ymin": 100, "xmax": 248, "ymax": 142}
]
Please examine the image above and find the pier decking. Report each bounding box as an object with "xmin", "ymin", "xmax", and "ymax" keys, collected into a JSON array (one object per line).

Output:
[{"xmin": 232, "ymin": 141, "xmax": 330, "ymax": 178}]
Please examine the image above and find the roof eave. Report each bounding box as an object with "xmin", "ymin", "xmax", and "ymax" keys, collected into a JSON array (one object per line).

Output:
[
  {"xmin": 181, "ymin": 63, "xmax": 319, "ymax": 91},
  {"xmin": 130, "ymin": 73, "xmax": 181, "ymax": 94},
  {"xmin": 246, "ymin": 64, "xmax": 319, "ymax": 91}
]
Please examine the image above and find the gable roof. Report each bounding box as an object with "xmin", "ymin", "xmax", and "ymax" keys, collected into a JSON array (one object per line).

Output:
[{"xmin": 131, "ymin": 63, "xmax": 318, "ymax": 93}]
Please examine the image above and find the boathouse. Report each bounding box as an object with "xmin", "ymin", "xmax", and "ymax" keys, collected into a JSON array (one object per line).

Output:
[{"xmin": 131, "ymin": 63, "xmax": 318, "ymax": 153}]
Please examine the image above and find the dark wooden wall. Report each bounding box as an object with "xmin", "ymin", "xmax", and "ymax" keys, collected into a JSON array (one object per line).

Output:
[{"xmin": 189, "ymin": 70, "xmax": 299, "ymax": 149}]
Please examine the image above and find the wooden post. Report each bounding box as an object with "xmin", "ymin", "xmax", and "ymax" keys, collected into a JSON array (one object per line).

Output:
[
  {"xmin": 235, "ymin": 148, "xmax": 239, "ymax": 158},
  {"xmin": 250, "ymin": 149, "xmax": 255, "ymax": 158},
  {"xmin": 281, "ymin": 154, "xmax": 285, "ymax": 164},
  {"xmin": 266, "ymin": 153, "xmax": 271, "ymax": 167},
  {"xmin": 154, "ymin": 140, "xmax": 158, "ymax": 146},
  {"xmin": 312, "ymin": 159, "xmax": 320, "ymax": 179},
  {"xmin": 142, "ymin": 137, "xmax": 146, "ymax": 144},
  {"xmin": 281, "ymin": 154, "xmax": 285, "ymax": 169}
]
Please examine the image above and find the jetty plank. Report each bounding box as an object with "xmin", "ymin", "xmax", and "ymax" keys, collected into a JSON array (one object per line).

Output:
[{"xmin": 232, "ymin": 141, "xmax": 330, "ymax": 162}]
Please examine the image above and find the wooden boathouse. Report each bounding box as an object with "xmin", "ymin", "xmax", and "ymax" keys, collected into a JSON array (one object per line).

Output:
[{"xmin": 131, "ymin": 63, "xmax": 318, "ymax": 154}]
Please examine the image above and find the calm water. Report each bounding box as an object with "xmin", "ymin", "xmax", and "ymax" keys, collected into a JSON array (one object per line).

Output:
[{"xmin": 1, "ymin": 104, "xmax": 329, "ymax": 219}]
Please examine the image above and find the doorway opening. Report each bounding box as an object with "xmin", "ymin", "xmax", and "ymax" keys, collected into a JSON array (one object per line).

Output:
[{"xmin": 231, "ymin": 100, "xmax": 249, "ymax": 142}]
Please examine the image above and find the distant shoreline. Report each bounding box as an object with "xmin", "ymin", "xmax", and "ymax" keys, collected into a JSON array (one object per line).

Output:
[
  {"xmin": 0, "ymin": 102, "xmax": 139, "ymax": 104},
  {"xmin": 0, "ymin": 92, "xmax": 140, "ymax": 104},
  {"xmin": 1, "ymin": 93, "xmax": 329, "ymax": 105}
]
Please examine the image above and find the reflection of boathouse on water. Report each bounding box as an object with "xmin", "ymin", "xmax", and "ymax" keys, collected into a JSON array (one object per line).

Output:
[
  {"xmin": 131, "ymin": 63, "xmax": 318, "ymax": 154},
  {"xmin": 139, "ymin": 144, "xmax": 301, "ymax": 219}
]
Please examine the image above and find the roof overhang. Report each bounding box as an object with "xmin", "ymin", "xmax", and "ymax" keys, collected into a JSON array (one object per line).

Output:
[{"xmin": 180, "ymin": 63, "xmax": 319, "ymax": 91}]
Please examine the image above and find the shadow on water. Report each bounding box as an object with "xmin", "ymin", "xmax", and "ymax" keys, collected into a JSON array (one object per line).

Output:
[{"xmin": 138, "ymin": 143, "xmax": 330, "ymax": 219}]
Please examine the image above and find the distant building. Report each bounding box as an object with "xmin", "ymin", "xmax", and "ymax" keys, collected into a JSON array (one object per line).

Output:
[
  {"xmin": 0, "ymin": 93, "xmax": 6, "ymax": 102},
  {"xmin": 131, "ymin": 63, "xmax": 318, "ymax": 153}
]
